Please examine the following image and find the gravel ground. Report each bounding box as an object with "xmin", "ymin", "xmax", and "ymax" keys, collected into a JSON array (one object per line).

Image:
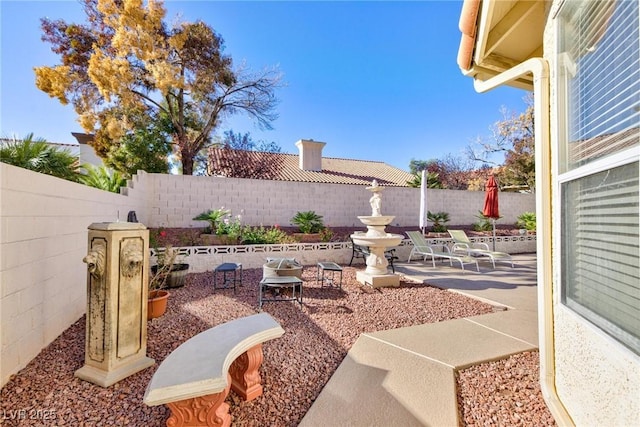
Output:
[{"xmin": 1, "ymin": 266, "xmax": 554, "ymax": 426}]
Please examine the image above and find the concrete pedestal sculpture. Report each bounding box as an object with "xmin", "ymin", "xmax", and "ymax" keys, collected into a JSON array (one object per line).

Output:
[
  {"xmin": 76, "ymin": 222, "xmax": 154, "ymax": 387},
  {"xmin": 351, "ymin": 181, "xmax": 403, "ymax": 288}
]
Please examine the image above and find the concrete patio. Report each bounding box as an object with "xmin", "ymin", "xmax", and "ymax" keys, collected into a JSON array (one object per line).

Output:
[{"xmin": 300, "ymin": 253, "xmax": 538, "ymax": 426}]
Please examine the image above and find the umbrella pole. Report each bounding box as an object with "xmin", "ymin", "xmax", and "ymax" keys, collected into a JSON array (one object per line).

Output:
[{"xmin": 492, "ymin": 218, "xmax": 496, "ymax": 251}]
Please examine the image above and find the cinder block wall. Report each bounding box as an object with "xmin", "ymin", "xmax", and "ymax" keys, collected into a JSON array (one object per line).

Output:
[
  {"xmin": 143, "ymin": 174, "xmax": 535, "ymax": 229},
  {"xmin": 0, "ymin": 166, "xmax": 535, "ymax": 387},
  {"xmin": 0, "ymin": 164, "xmax": 146, "ymax": 386}
]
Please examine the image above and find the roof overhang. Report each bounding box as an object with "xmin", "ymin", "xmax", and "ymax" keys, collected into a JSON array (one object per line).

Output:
[{"xmin": 457, "ymin": 0, "xmax": 548, "ymax": 90}]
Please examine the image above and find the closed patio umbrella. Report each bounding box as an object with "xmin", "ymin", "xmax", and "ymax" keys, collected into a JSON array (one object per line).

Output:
[
  {"xmin": 419, "ymin": 169, "xmax": 427, "ymax": 234},
  {"xmin": 483, "ymin": 175, "xmax": 500, "ymax": 251}
]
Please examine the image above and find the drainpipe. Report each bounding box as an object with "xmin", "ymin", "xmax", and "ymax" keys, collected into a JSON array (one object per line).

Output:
[{"xmin": 472, "ymin": 58, "xmax": 573, "ymax": 426}]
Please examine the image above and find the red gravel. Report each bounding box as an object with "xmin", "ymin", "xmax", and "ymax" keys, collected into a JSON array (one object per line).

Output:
[{"xmin": 1, "ymin": 266, "xmax": 554, "ymax": 426}]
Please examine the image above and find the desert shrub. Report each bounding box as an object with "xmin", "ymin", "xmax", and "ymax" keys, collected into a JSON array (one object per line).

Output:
[
  {"xmin": 473, "ymin": 211, "xmax": 494, "ymax": 231},
  {"xmin": 427, "ymin": 211, "xmax": 450, "ymax": 232},
  {"xmin": 516, "ymin": 212, "xmax": 536, "ymax": 231},
  {"xmin": 291, "ymin": 211, "xmax": 324, "ymax": 234}
]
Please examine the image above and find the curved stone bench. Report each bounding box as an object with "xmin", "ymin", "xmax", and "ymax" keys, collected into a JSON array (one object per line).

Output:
[{"xmin": 143, "ymin": 313, "xmax": 285, "ymax": 427}]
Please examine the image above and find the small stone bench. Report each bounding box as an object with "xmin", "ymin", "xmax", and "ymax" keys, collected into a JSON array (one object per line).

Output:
[{"xmin": 143, "ymin": 313, "xmax": 285, "ymax": 427}]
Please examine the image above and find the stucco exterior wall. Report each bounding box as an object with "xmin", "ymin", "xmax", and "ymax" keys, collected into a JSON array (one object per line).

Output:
[
  {"xmin": 553, "ymin": 307, "xmax": 640, "ymax": 425},
  {"xmin": 546, "ymin": 2, "xmax": 640, "ymax": 424},
  {"xmin": 0, "ymin": 164, "xmax": 146, "ymax": 386}
]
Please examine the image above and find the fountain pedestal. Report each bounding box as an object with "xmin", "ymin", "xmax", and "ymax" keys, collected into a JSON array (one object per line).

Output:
[{"xmin": 351, "ymin": 182, "xmax": 403, "ymax": 288}]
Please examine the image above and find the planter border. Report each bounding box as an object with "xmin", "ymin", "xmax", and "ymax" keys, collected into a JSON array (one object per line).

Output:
[{"xmin": 150, "ymin": 235, "xmax": 536, "ymax": 274}]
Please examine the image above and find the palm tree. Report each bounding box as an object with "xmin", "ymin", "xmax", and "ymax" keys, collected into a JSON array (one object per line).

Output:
[
  {"xmin": 0, "ymin": 133, "xmax": 79, "ymax": 180},
  {"xmin": 78, "ymin": 164, "xmax": 127, "ymax": 193}
]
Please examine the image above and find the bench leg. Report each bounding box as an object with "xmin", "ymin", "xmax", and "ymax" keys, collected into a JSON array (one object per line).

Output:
[
  {"xmin": 166, "ymin": 376, "xmax": 231, "ymax": 427},
  {"xmin": 229, "ymin": 344, "xmax": 264, "ymax": 401}
]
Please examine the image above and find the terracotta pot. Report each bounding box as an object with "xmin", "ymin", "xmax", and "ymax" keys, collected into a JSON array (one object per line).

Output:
[{"xmin": 148, "ymin": 290, "xmax": 170, "ymax": 320}]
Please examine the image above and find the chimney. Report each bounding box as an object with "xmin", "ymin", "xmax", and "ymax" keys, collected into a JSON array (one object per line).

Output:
[{"xmin": 295, "ymin": 139, "xmax": 326, "ymax": 171}]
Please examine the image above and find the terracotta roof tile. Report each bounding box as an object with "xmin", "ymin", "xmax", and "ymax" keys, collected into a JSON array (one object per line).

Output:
[{"xmin": 208, "ymin": 148, "xmax": 413, "ymax": 187}]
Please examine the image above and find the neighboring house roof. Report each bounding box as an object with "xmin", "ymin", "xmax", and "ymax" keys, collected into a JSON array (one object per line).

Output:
[
  {"xmin": 457, "ymin": 0, "xmax": 546, "ymax": 90},
  {"xmin": 208, "ymin": 148, "xmax": 414, "ymax": 187}
]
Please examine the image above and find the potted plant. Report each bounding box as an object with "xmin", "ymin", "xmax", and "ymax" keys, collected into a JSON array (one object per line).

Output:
[
  {"xmin": 149, "ymin": 230, "xmax": 190, "ymax": 288},
  {"xmin": 291, "ymin": 210, "xmax": 325, "ymax": 242},
  {"xmin": 148, "ymin": 247, "xmax": 175, "ymax": 320}
]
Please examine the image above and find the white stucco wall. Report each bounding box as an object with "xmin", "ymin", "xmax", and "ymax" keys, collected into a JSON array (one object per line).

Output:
[
  {"xmin": 553, "ymin": 307, "xmax": 640, "ymax": 425},
  {"xmin": 0, "ymin": 164, "xmax": 146, "ymax": 386},
  {"xmin": 546, "ymin": 2, "xmax": 640, "ymax": 424}
]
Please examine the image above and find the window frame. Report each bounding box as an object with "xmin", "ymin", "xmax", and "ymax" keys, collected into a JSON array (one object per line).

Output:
[{"xmin": 555, "ymin": 0, "xmax": 640, "ymax": 355}]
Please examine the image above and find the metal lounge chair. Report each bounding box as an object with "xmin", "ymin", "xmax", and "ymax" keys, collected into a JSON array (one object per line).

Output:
[
  {"xmin": 447, "ymin": 229, "xmax": 513, "ymax": 268},
  {"xmin": 405, "ymin": 231, "xmax": 478, "ymax": 272}
]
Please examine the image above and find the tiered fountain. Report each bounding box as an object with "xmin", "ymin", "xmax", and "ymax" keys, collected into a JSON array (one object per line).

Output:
[{"xmin": 351, "ymin": 180, "xmax": 404, "ymax": 288}]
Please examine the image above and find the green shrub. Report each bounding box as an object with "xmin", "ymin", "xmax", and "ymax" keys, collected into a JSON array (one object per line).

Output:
[
  {"xmin": 320, "ymin": 227, "xmax": 334, "ymax": 242},
  {"xmin": 78, "ymin": 164, "xmax": 127, "ymax": 193},
  {"xmin": 239, "ymin": 225, "xmax": 295, "ymax": 244},
  {"xmin": 427, "ymin": 211, "xmax": 450, "ymax": 232},
  {"xmin": 516, "ymin": 212, "xmax": 536, "ymax": 231},
  {"xmin": 291, "ymin": 211, "xmax": 324, "ymax": 234},
  {"xmin": 473, "ymin": 211, "xmax": 494, "ymax": 231},
  {"xmin": 0, "ymin": 133, "xmax": 79, "ymax": 181},
  {"xmin": 193, "ymin": 208, "xmax": 231, "ymax": 234}
]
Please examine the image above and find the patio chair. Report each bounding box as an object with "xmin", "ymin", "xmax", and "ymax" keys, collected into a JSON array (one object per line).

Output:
[
  {"xmin": 447, "ymin": 230, "xmax": 513, "ymax": 268},
  {"xmin": 405, "ymin": 231, "xmax": 478, "ymax": 272}
]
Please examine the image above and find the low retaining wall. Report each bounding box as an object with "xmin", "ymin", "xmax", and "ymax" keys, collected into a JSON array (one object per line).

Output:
[{"xmin": 156, "ymin": 235, "xmax": 537, "ymax": 273}]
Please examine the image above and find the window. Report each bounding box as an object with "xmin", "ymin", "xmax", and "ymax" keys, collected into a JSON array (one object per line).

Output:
[{"xmin": 558, "ymin": 0, "xmax": 640, "ymax": 354}]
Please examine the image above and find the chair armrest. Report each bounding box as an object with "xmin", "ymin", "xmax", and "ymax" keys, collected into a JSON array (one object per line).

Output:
[
  {"xmin": 471, "ymin": 242, "xmax": 490, "ymax": 251},
  {"xmin": 452, "ymin": 243, "xmax": 470, "ymax": 252}
]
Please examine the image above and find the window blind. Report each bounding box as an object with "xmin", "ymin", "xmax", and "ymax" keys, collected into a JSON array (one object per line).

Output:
[
  {"xmin": 562, "ymin": 0, "xmax": 639, "ymax": 170},
  {"xmin": 562, "ymin": 162, "xmax": 640, "ymax": 353},
  {"xmin": 559, "ymin": 0, "xmax": 640, "ymax": 355}
]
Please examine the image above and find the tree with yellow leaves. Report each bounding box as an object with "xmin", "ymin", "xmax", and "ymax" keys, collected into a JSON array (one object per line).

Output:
[{"xmin": 35, "ymin": 0, "xmax": 281, "ymax": 175}]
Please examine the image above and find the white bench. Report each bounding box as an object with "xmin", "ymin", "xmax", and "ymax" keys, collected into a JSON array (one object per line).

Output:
[
  {"xmin": 409, "ymin": 245, "xmax": 479, "ymax": 273},
  {"xmin": 143, "ymin": 313, "xmax": 285, "ymax": 427}
]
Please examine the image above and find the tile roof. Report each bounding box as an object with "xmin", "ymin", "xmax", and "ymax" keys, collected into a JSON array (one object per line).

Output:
[{"xmin": 208, "ymin": 148, "xmax": 414, "ymax": 187}]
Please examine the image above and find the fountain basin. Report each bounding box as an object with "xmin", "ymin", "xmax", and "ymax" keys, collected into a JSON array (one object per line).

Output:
[
  {"xmin": 351, "ymin": 233, "xmax": 403, "ymax": 248},
  {"xmin": 357, "ymin": 215, "xmax": 395, "ymax": 226}
]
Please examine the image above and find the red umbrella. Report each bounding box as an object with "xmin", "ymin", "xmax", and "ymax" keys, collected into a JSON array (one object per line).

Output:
[
  {"xmin": 483, "ymin": 175, "xmax": 500, "ymax": 218},
  {"xmin": 483, "ymin": 175, "xmax": 500, "ymax": 250}
]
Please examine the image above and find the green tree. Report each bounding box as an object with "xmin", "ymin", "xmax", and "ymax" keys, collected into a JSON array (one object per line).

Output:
[
  {"xmin": 104, "ymin": 113, "xmax": 172, "ymax": 176},
  {"xmin": 467, "ymin": 95, "xmax": 535, "ymax": 191},
  {"xmin": 0, "ymin": 133, "xmax": 79, "ymax": 181},
  {"xmin": 78, "ymin": 164, "xmax": 127, "ymax": 193},
  {"xmin": 408, "ymin": 154, "xmax": 480, "ymax": 190},
  {"xmin": 220, "ymin": 130, "xmax": 282, "ymax": 153},
  {"xmin": 35, "ymin": 0, "xmax": 282, "ymax": 175}
]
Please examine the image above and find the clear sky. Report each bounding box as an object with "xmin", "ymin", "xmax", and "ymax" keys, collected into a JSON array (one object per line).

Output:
[{"xmin": 0, "ymin": 0, "xmax": 527, "ymax": 171}]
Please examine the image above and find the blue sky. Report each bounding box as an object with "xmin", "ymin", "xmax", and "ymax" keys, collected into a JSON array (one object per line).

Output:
[{"xmin": 0, "ymin": 0, "xmax": 527, "ymax": 171}]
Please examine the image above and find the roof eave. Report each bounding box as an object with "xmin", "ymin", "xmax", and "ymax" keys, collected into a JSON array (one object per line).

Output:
[{"xmin": 457, "ymin": 0, "xmax": 546, "ymax": 92}]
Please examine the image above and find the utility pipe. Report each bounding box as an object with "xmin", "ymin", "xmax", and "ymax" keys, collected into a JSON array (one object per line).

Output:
[{"xmin": 472, "ymin": 58, "xmax": 574, "ymax": 426}]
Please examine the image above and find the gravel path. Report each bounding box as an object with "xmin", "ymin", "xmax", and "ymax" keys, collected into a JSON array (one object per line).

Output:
[{"xmin": 1, "ymin": 266, "xmax": 555, "ymax": 426}]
